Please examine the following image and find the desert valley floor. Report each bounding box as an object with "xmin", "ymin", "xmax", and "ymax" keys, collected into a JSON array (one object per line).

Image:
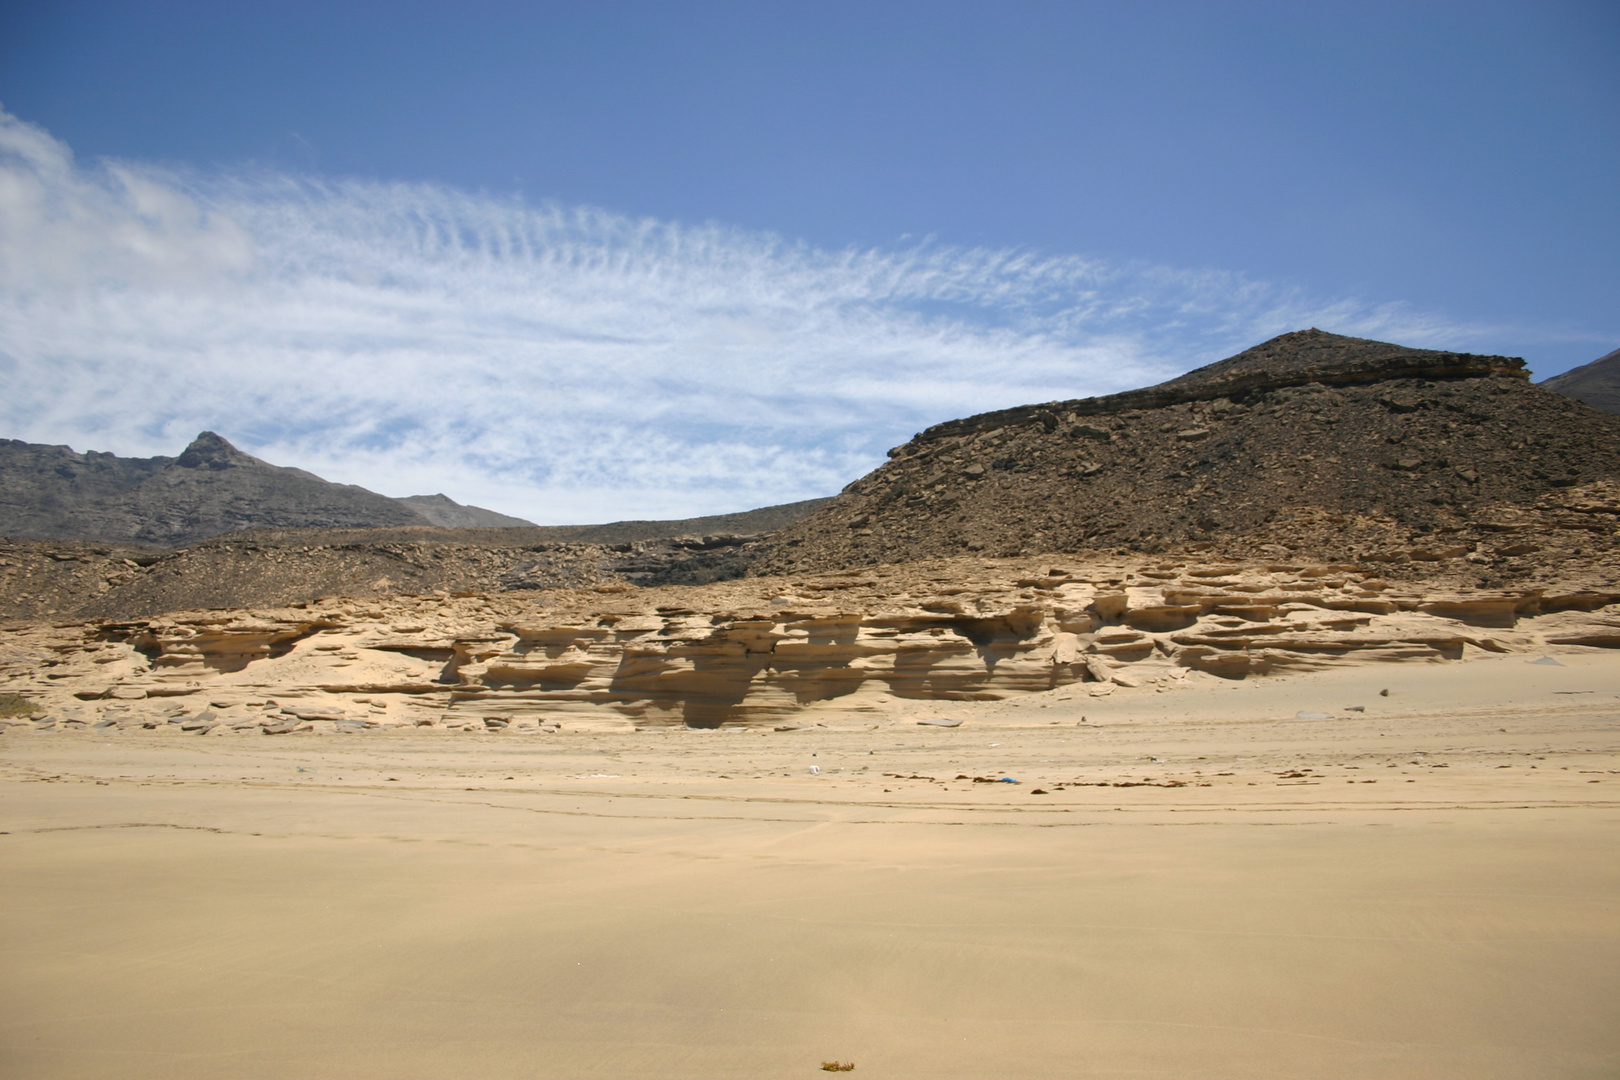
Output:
[
  {"xmin": 3, "ymin": 646, "xmax": 1617, "ymax": 1079},
  {"xmin": 6, "ymin": 333, "xmax": 1620, "ymax": 1077}
]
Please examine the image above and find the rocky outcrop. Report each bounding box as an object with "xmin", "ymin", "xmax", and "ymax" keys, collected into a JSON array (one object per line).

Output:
[
  {"xmin": 6, "ymin": 555, "xmax": 1617, "ymax": 732},
  {"xmin": 914, "ymin": 330, "xmax": 1529, "ymax": 443},
  {"xmin": 753, "ymin": 330, "xmax": 1620, "ymax": 573}
]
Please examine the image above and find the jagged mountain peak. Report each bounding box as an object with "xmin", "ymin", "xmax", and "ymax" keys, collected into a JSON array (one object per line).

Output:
[{"xmin": 174, "ymin": 431, "xmax": 263, "ymax": 471}]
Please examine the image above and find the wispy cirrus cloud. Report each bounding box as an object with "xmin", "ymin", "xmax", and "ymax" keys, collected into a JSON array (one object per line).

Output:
[{"xmin": 0, "ymin": 107, "xmax": 1505, "ymax": 522}]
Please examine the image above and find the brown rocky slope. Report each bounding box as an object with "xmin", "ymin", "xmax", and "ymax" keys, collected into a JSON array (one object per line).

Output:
[
  {"xmin": 752, "ymin": 329, "xmax": 1620, "ymax": 575},
  {"xmin": 0, "ymin": 527, "xmax": 775, "ymax": 623}
]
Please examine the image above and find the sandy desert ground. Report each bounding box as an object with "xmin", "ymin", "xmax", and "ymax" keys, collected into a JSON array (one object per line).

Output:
[{"xmin": 3, "ymin": 649, "xmax": 1618, "ymax": 1079}]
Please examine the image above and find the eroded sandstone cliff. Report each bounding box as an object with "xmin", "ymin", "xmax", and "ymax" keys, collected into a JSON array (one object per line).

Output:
[{"xmin": 5, "ymin": 555, "xmax": 1617, "ymax": 731}]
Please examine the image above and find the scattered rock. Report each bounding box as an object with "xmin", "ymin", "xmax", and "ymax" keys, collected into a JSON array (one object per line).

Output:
[{"xmin": 1082, "ymin": 655, "xmax": 1116, "ymax": 684}]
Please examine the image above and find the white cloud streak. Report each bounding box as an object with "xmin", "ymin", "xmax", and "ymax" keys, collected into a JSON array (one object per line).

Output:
[{"xmin": 0, "ymin": 107, "xmax": 1504, "ymax": 523}]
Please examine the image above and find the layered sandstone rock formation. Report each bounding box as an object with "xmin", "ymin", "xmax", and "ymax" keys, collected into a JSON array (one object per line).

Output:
[
  {"xmin": 5, "ymin": 556, "xmax": 1617, "ymax": 731},
  {"xmin": 753, "ymin": 330, "xmax": 1620, "ymax": 573}
]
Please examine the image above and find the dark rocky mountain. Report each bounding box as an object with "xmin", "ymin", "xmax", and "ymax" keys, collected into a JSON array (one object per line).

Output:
[
  {"xmin": 1541, "ymin": 347, "xmax": 1620, "ymax": 414},
  {"xmin": 0, "ymin": 432, "xmax": 550, "ymax": 545},
  {"xmin": 396, "ymin": 494, "xmax": 535, "ymax": 528},
  {"xmin": 0, "ymin": 431, "xmax": 840, "ymax": 616},
  {"xmin": 0, "ymin": 432, "xmax": 434, "ymax": 547},
  {"xmin": 752, "ymin": 329, "xmax": 1620, "ymax": 573},
  {"xmin": 0, "ymin": 431, "xmax": 832, "ymax": 554}
]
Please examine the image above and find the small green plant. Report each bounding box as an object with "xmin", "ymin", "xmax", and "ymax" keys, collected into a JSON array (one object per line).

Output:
[{"xmin": 0, "ymin": 694, "xmax": 37, "ymax": 718}]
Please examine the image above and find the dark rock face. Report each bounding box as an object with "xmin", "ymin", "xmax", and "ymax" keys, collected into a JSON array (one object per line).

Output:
[
  {"xmin": 752, "ymin": 330, "xmax": 1620, "ymax": 572},
  {"xmin": 0, "ymin": 432, "xmax": 430, "ymax": 547},
  {"xmin": 1541, "ymin": 348, "xmax": 1620, "ymax": 415}
]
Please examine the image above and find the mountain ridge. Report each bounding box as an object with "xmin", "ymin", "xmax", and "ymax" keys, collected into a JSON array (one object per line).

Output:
[
  {"xmin": 0, "ymin": 431, "xmax": 835, "ymax": 562},
  {"xmin": 0, "ymin": 432, "xmax": 532, "ymax": 546},
  {"xmin": 1541, "ymin": 347, "xmax": 1620, "ymax": 415}
]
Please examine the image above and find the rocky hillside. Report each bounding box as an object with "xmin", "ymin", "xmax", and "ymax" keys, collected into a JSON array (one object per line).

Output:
[
  {"xmin": 1541, "ymin": 347, "xmax": 1620, "ymax": 414},
  {"xmin": 753, "ymin": 330, "xmax": 1620, "ymax": 573},
  {"xmin": 0, "ymin": 524, "xmax": 795, "ymax": 621}
]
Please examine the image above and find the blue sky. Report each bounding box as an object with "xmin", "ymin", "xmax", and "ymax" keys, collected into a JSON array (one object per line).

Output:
[{"xmin": 1, "ymin": 1, "xmax": 1616, "ymax": 522}]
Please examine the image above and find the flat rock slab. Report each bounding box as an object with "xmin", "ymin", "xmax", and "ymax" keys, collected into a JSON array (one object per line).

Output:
[{"xmin": 281, "ymin": 707, "xmax": 349, "ymax": 722}]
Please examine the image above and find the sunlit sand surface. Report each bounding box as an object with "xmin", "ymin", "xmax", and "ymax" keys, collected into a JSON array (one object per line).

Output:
[{"xmin": 4, "ymin": 652, "xmax": 1618, "ymax": 1079}]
